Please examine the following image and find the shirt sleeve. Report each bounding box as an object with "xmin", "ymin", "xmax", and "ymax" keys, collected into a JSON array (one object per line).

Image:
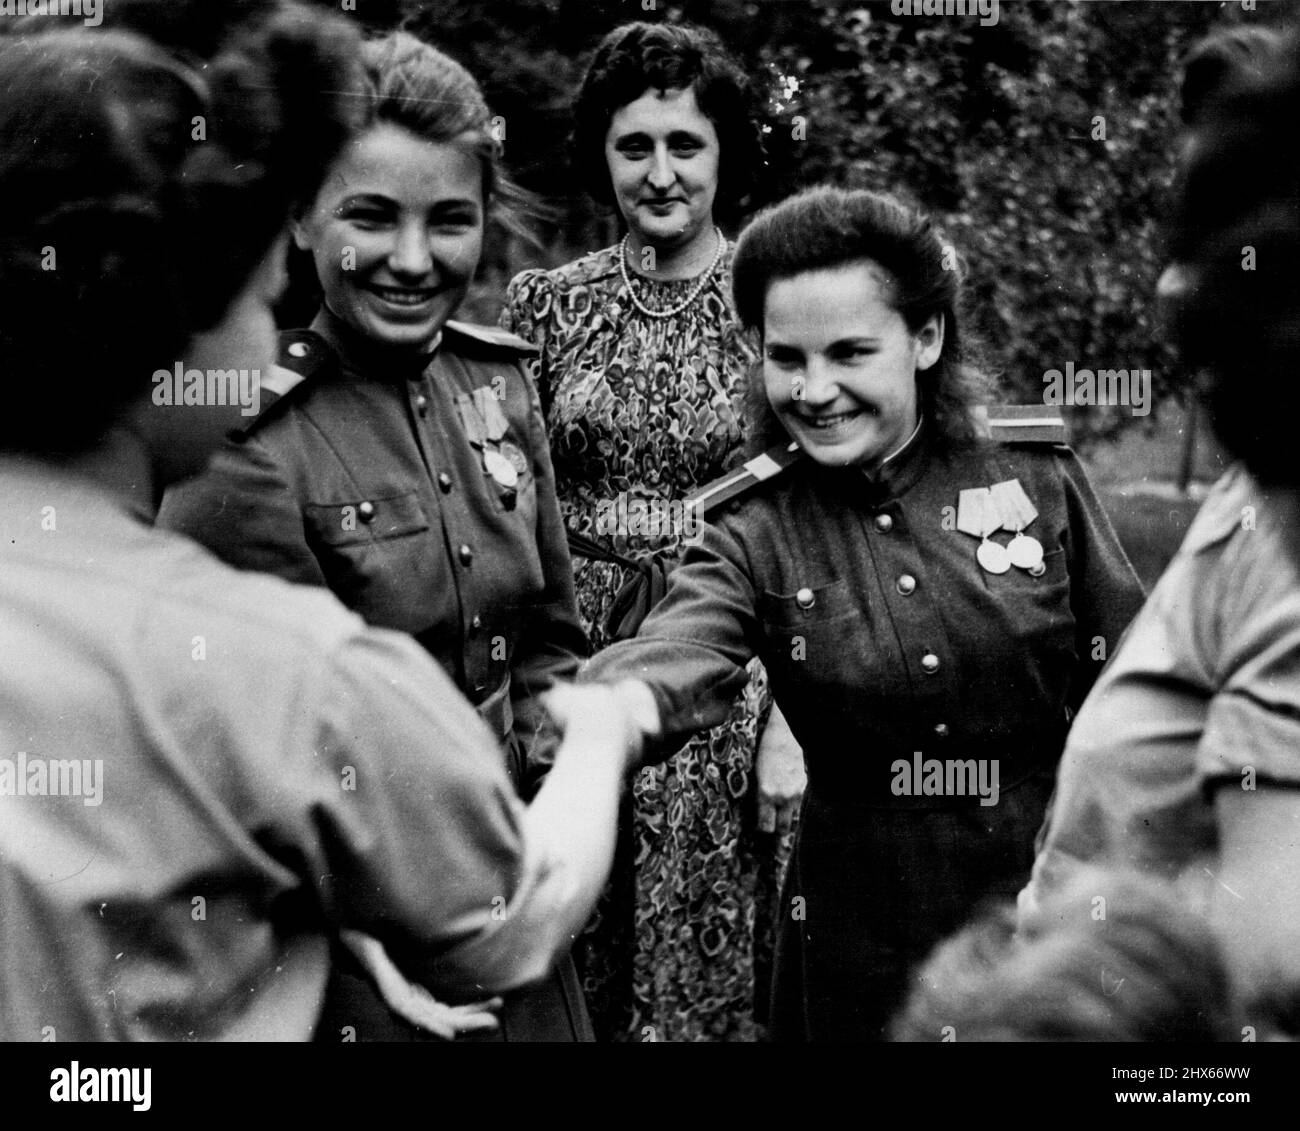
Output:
[
  {"xmin": 580, "ymin": 515, "xmax": 761, "ymax": 763},
  {"xmin": 507, "ymin": 361, "xmax": 589, "ymax": 797},
  {"xmin": 266, "ymin": 624, "xmax": 563, "ymax": 999},
  {"xmin": 1198, "ymin": 498, "xmax": 1300, "ymax": 792},
  {"xmin": 1058, "ymin": 447, "xmax": 1148, "ymax": 713},
  {"xmin": 157, "ymin": 433, "xmax": 326, "ymax": 588}
]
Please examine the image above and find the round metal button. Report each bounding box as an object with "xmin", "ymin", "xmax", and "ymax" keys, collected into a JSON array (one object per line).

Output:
[
  {"xmin": 795, "ymin": 587, "xmax": 815, "ymax": 610},
  {"xmin": 437, "ymin": 473, "xmax": 453, "ymax": 494},
  {"xmin": 933, "ymin": 723, "xmax": 950, "ymax": 738},
  {"xmin": 1027, "ymin": 561, "xmax": 1047, "ymax": 578},
  {"xmin": 920, "ymin": 652, "xmax": 940, "ymax": 675},
  {"xmin": 874, "ymin": 513, "xmax": 893, "ymax": 534},
  {"xmin": 287, "ymin": 341, "xmax": 309, "ymax": 359},
  {"xmin": 458, "ymin": 543, "xmax": 474, "ymax": 566},
  {"xmin": 357, "ymin": 501, "xmax": 375, "ymax": 523},
  {"xmin": 896, "ymin": 574, "xmax": 917, "ymax": 596},
  {"xmin": 470, "ymin": 614, "xmax": 482, "ymax": 630},
  {"xmin": 415, "ymin": 393, "xmax": 429, "ymax": 414}
]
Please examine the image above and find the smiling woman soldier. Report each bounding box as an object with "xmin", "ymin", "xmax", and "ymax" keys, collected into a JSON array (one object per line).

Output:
[
  {"xmin": 580, "ymin": 185, "xmax": 1146, "ymax": 1041},
  {"xmin": 158, "ymin": 31, "xmax": 592, "ymax": 1042}
]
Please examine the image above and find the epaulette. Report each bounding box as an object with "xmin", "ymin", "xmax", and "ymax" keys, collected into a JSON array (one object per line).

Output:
[
  {"xmin": 975, "ymin": 404, "xmax": 1069, "ymax": 446},
  {"xmin": 685, "ymin": 440, "xmax": 805, "ymax": 517},
  {"xmin": 443, "ymin": 319, "xmax": 538, "ymax": 356},
  {"xmin": 232, "ymin": 329, "xmax": 332, "ymax": 438}
]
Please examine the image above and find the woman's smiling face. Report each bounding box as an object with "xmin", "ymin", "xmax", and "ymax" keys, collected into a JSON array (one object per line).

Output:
[
  {"xmin": 762, "ymin": 261, "xmax": 943, "ymax": 469},
  {"xmin": 293, "ymin": 123, "xmax": 484, "ymax": 352}
]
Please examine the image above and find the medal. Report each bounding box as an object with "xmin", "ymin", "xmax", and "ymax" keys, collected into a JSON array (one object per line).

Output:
[
  {"xmin": 1006, "ymin": 530, "xmax": 1044, "ymax": 570},
  {"xmin": 483, "ymin": 448, "xmax": 519, "ymax": 489},
  {"xmin": 976, "ymin": 537, "xmax": 1010, "ymax": 574}
]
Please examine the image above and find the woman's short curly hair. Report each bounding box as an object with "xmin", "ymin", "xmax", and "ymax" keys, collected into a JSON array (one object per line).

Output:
[
  {"xmin": 0, "ymin": 0, "xmax": 358, "ymax": 454},
  {"xmin": 1165, "ymin": 22, "xmax": 1300, "ymax": 488},
  {"xmin": 732, "ymin": 186, "xmax": 996, "ymax": 454},
  {"xmin": 571, "ymin": 21, "xmax": 767, "ymax": 221}
]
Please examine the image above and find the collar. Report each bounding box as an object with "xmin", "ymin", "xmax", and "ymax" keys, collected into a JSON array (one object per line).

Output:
[
  {"xmin": 855, "ymin": 413, "xmax": 929, "ymax": 500},
  {"xmin": 310, "ymin": 306, "xmax": 442, "ymax": 381}
]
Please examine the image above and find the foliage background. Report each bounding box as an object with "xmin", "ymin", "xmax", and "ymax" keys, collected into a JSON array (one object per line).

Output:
[{"xmin": 300, "ymin": 0, "xmax": 1280, "ymax": 445}]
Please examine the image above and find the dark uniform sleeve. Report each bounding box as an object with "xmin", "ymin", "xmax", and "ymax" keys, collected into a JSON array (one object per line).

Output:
[
  {"xmin": 581, "ymin": 514, "xmax": 761, "ymax": 764},
  {"xmin": 158, "ymin": 433, "xmax": 327, "ymax": 588},
  {"xmin": 509, "ymin": 365, "xmax": 589, "ymax": 794},
  {"xmin": 1057, "ymin": 446, "xmax": 1147, "ymax": 713}
]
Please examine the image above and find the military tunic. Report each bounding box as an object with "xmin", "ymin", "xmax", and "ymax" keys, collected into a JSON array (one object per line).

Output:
[
  {"xmin": 158, "ymin": 306, "xmax": 590, "ymax": 1041},
  {"xmin": 582, "ymin": 420, "xmax": 1145, "ymax": 1041}
]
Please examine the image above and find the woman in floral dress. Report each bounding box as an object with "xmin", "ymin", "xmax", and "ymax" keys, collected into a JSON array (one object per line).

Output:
[{"xmin": 502, "ymin": 22, "xmax": 804, "ymax": 1041}]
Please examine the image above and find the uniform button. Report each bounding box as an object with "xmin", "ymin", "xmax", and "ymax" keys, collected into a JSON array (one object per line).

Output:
[
  {"xmin": 287, "ymin": 341, "xmax": 309, "ymax": 359},
  {"xmin": 934, "ymin": 723, "xmax": 950, "ymax": 738},
  {"xmin": 1028, "ymin": 562, "xmax": 1046, "ymax": 578},
  {"xmin": 437, "ymin": 473, "xmax": 453, "ymax": 494},
  {"xmin": 357, "ymin": 501, "xmax": 375, "ymax": 523},
  {"xmin": 920, "ymin": 653, "xmax": 940, "ymax": 674},
  {"xmin": 795, "ymin": 587, "xmax": 815, "ymax": 610},
  {"xmin": 470, "ymin": 614, "xmax": 482, "ymax": 630},
  {"xmin": 458, "ymin": 544, "xmax": 474, "ymax": 566},
  {"xmin": 896, "ymin": 574, "xmax": 916, "ymax": 596},
  {"xmin": 874, "ymin": 513, "xmax": 893, "ymax": 533},
  {"xmin": 415, "ymin": 393, "xmax": 429, "ymax": 415}
]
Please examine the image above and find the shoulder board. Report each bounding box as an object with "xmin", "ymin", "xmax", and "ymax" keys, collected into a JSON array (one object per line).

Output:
[
  {"xmin": 685, "ymin": 441, "xmax": 805, "ymax": 517},
  {"xmin": 974, "ymin": 404, "xmax": 1068, "ymax": 446},
  {"xmin": 443, "ymin": 319, "xmax": 537, "ymax": 356},
  {"xmin": 230, "ymin": 330, "xmax": 332, "ymax": 439}
]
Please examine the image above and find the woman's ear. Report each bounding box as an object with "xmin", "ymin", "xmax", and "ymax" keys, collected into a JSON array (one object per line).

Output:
[{"xmin": 915, "ymin": 313, "xmax": 945, "ymax": 372}]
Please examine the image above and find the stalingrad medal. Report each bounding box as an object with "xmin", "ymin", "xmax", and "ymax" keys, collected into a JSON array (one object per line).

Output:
[
  {"xmin": 990, "ymin": 478, "xmax": 1044, "ymax": 572},
  {"xmin": 957, "ymin": 486, "xmax": 1010, "ymax": 574},
  {"xmin": 483, "ymin": 448, "xmax": 519, "ymax": 489}
]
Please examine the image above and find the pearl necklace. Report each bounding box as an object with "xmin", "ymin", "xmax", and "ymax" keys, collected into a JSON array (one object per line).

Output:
[{"xmin": 618, "ymin": 226, "xmax": 725, "ymax": 319}]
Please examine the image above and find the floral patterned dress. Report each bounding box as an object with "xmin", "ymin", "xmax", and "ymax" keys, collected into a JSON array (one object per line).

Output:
[{"xmin": 502, "ymin": 242, "xmax": 790, "ymax": 1041}]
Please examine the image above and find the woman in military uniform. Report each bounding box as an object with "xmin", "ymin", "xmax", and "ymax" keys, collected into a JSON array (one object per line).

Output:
[
  {"xmin": 158, "ymin": 32, "xmax": 590, "ymax": 1041},
  {"xmin": 583, "ymin": 186, "xmax": 1146, "ymax": 1041}
]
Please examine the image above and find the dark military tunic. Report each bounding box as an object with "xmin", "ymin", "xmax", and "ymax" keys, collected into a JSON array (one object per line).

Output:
[
  {"xmin": 158, "ymin": 306, "xmax": 590, "ymax": 1041},
  {"xmin": 583, "ymin": 419, "xmax": 1146, "ymax": 1041}
]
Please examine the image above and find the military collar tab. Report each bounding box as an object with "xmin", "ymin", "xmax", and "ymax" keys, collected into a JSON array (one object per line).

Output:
[
  {"xmin": 442, "ymin": 319, "xmax": 536, "ymax": 356},
  {"xmin": 860, "ymin": 414, "xmax": 926, "ymax": 485}
]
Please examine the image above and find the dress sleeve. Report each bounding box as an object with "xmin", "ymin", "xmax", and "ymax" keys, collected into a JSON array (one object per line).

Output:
[
  {"xmin": 156, "ymin": 433, "xmax": 325, "ymax": 588},
  {"xmin": 581, "ymin": 515, "xmax": 762, "ymax": 763},
  {"xmin": 1058, "ymin": 447, "xmax": 1147, "ymax": 713},
  {"xmin": 508, "ymin": 360, "xmax": 589, "ymax": 796},
  {"xmin": 500, "ymin": 269, "xmax": 553, "ymax": 418}
]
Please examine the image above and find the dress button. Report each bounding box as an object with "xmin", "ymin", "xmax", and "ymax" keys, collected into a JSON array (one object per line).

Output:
[
  {"xmin": 795, "ymin": 587, "xmax": 815, "ymax": 610},
  {"xmin": 920, "ymin": 653, "xmax": 940, "ymax": 674},
  {"xmin": 896, "ymin": 574, "xmax": 917, "ymax": 596},
  {"xmin": 415, "ymin": 393, "xmax": 429, "ymax": 415},
  {"xmin": 934, "ymin": 722, "xmax": 950, "ymax": 738},
  {"xmin": 874, "ymin": 513, "xmax": 893, "ymax": 533},
  {"xmin": 458, "ymin": 544, "xmax": 474, "ymax": 566},
  {"xmin": 437, "ymin": 473, "xmax": 453, "ymax": 494},
  {"xmin": 357, "ymin": 501, "xmax": 375, "ymax": 523}
]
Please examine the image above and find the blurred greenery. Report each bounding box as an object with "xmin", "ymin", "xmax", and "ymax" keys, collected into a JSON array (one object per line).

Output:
[{"xmin": 301, "ymin": 0, "xmax": 1282, "ymax": 445}]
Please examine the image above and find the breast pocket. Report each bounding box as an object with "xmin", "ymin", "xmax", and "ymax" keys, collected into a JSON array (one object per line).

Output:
[
  {"xmin": 303, "ymin": 490, "xmax": 440, "ymax": 631},
  {"xmin": 758, "ymin": 577, "xmax": 865, "ymax": 689}
]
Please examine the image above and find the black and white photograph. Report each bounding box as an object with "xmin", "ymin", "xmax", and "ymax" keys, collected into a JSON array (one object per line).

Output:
[{"xmin": 0, "ymin": 0, "xmax": 1295, "ymax": 1113}]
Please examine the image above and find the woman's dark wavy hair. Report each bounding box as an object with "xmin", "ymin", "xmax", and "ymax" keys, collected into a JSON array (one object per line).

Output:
[
  {"xmin": 731, "ymin": 186, "xmax": 995, "ymax": 455},
  {"xmin": 1166, "ymin": 22, "xmax": 1300, "ymax": 488},
  {"xmin": 0, "ymin": 0, "xmax": 359, "ymax": 455},
  {"xmin": 891, "ymin": 870, "xmax": 1242, "ymax": 1043},
  {"xmin": 571, "ymin": 21, "xmax": 767, "ymax": 222}
]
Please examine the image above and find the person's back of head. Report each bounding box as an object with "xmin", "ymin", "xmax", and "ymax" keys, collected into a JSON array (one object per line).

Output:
[{"xmin": 891, "ymin": 870, "xmax": 1242, "ymax": 1042}]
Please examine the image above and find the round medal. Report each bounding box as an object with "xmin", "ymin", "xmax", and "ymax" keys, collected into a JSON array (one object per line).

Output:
[
  {"xmin": 976, "ymin": 537, "xmax": 1010, "ymax": 575},
  {"xmin": 483, "ymin": 449, "xmax": 519, "ymax": 489},
  {"xmin": 1006, "ymin": 532, "xmax": 1044, "ymax": 571}
]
